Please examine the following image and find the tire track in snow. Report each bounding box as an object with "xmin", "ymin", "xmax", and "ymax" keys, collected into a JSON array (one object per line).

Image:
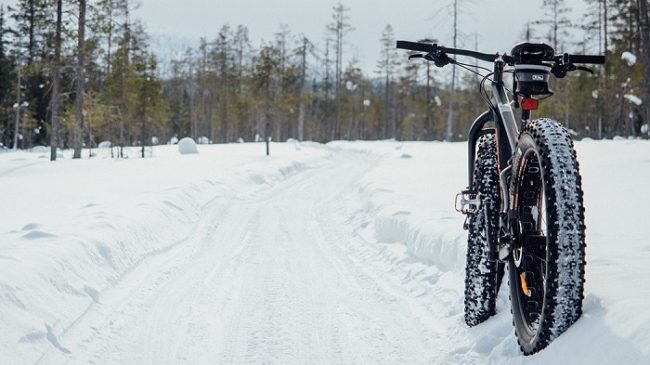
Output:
[{"xmin": 37, "ymin": 149, "xmax": 461, "ymax": 364}]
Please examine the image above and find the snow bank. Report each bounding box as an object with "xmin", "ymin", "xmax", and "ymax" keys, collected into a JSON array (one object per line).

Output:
[
  {"xmin": 30, "ymin": 146, "xmax": 49, "ymax": 153},
  {"xmin": 177, "ymin": 137, "xmax": 198, "ymax": 154},
  {"xmin": 331, "ymin": 140, "xmax": 650, "ymax": 364},
  {"xmin": 0, "ymin": 143, "xmax": 331, "ymax": 364}
]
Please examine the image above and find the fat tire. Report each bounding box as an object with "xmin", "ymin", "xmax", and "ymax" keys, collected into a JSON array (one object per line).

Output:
[
  {"xmin": 509, "ymin": 119, "xmax": 586, "ymax": 354},
  {"xmin": 464, "ymin": 134, "xmax": 504, "ymax": 327}
]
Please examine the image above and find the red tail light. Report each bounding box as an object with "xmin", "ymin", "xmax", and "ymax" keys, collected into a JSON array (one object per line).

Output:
[{"xmin": 521, "ymin": 98, "xmax": 539, "ymax": 111}]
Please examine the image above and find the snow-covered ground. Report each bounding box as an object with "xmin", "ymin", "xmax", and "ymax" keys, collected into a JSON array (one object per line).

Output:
[{"xmin": 0, "ymin": 139, "xmax": 648, "ymax": 364}]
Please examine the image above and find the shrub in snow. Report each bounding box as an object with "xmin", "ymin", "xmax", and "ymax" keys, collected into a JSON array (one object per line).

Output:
[
  {"xmin": 198, "ymin": 136, "xmax": 210, "ymax": 144},
  {"xmin": 237, "ymin": 138, "xmax": 245, "ymax": 143},
  {"xmin": 151, "ymin": 136, "xmax": 159, "ymax": 145},
  {"xmin": 169, "ymin": 136, "xmax": 179, "ymax": 145},
  {"xmin": 98, "ymin": 141, "xmax": 112, "ymax": 149},
  {"xmin": 622, "ymin": 51, "xmax": 637, "ymax": 66},
  {"xmin": 178, "ymin": 137, "xmax": 199, "ymax": 154}
]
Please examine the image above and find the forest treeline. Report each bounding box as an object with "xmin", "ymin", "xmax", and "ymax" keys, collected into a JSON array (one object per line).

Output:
[{"xmin": 0, "ymin": 0, "xmax": 649, "ymax": 160}]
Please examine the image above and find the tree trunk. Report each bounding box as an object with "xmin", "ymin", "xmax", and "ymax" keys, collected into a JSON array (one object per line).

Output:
[
  {"xmin": 50, "ymin": 0, "xmax": 62, "ymax": 161},
  {"xmin": 638, "ymin": 0, "xmax": 650, "ymax": 128},
  {"xmin": 446, "ymin": 0, "xmax": 458, "ymax": 142},
  {"xmin": 13, "ymin": 66, "xmax": 20, "ymax": 150},
  {"xmin": 73, "ymin": 0, "xmax": 87, "ymax": 159},
  {"xmin": 297, "ymin": 37, "xmax": 308, "ymax": 141}
]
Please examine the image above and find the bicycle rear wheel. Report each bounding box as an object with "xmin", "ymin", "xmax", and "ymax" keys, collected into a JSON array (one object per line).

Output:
[{"xmin": 464, "ymin": 134, "xmax": 504, "ymax": 327}]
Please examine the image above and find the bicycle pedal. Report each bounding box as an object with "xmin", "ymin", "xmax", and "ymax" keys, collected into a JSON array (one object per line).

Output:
[{"xmin": 455, "ymin": 190, "xmax": 480, "ymax": 215}]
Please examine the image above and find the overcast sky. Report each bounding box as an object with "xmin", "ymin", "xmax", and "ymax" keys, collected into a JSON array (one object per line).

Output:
[
  {"xmin": 1, "ymin": 0, "xmax": 591, "ymax": 74},
  {"xmin": 138, "ymin": 0, "xmax": 589, "ymax": 70}
]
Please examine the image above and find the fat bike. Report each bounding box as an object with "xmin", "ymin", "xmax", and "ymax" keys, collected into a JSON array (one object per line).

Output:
[{"xmin": 396, "ymin": 40, "xmax": 604, "ymax": 354}]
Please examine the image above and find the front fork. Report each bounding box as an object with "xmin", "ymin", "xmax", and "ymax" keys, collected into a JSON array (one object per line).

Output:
[
  {"xmin": 458, "ymin": 109, "xmax": 522, "ymax": 263},
  {"xmin": 497, "ymin": 166, "xmax": 514, "ymax": 261}
]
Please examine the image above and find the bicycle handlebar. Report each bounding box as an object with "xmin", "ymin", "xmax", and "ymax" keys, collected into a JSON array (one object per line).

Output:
[
  {"xmin": 396, "ymin": 40, "xmax": 606, "ymax": 65},
  {"xmin": 396, "ymin": 41, "xmax": 502, "ymax": 63},
  {"xmin": 567, "ymin": 55, "xmax": 606, "ymax": 65},
  {"xmin": 395, "ymin": 41, "xmax": 432, "ymax": 53}
]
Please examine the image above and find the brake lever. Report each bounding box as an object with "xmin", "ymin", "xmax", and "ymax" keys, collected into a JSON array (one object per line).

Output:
[
  {"xmin": 407, "ymin": 49, "xmax": 452, "ymax": 68},
  {"xmin": 425, "ymin": 50, "xmax": 452, "ymax": 68},
  {"xmin": 552, "ymin": 63, "xmax": 576, "ymax": 78}
]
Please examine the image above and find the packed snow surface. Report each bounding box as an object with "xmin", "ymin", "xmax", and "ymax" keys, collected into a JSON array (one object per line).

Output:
[{"xmin": 0, "ymin": 140, "xmax": 648, "ymax": 364}]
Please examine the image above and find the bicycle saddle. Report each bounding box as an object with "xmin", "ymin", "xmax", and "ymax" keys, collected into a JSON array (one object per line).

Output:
[{"xmin": 510, "ymin": 42, "xmax": 555, "ymax": 62}]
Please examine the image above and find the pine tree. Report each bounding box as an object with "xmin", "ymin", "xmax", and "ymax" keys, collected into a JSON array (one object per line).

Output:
[
  {"xmin": 536, "ymin": 0, "xmax": 574, "ymax": 50},
  {"xmin": 328, "ymin": 3, "xmax": 353, "ymax": 139},
  {"xmin": 377, "ymin": 25, "xmax": 399, "ymax": 139},
  {"xmin": 10, "ymin": 0, "xmax": 53, "ymax": 148}
]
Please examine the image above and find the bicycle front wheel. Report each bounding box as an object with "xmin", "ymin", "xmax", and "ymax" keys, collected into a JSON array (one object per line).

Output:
[{"xmin": 509, "ymin": 118, "xmax": 586, "ymax": 355}]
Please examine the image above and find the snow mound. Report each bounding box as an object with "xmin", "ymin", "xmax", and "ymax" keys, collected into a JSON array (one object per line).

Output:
[
  {"xmin": 624, "ymin": 94, "xmax": 643, "ymax": 106},
  {"xmin": 30, "ymin": 146, "xmax": 49, "ymax": 153},
  {"xmin": 98, "ymin": 141, "xmax": 111, "ymax": 149},
  {"xmin": 592, "ymin": 90, "xmax": 599, "ymax": 99},
  {"xmin": 178, "ymin": 137, "xmax": 199, "ymax": 154},
  {"xmin": 622, "ymin": 51, "xmax": 637, "ymax": 66}
]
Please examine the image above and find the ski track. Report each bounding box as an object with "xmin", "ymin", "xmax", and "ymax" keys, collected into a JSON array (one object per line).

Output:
[{"xmin": 35, "ymin": 151, "xmax": 442, "ymax": 365}]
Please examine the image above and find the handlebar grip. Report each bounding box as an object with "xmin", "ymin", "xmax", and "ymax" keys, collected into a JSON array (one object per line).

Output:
[
  {"xmin": 396, "ymin": 41, "xmax": 434, "ymax": 53},
  {"xmin": 569, "ymin": 55, "xmax": 606, "ymax": 64}
]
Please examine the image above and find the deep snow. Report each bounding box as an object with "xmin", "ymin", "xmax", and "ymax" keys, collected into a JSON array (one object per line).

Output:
[{"xmin": 0, "ymin": 139, "xmax": 648, "ymax": 364}]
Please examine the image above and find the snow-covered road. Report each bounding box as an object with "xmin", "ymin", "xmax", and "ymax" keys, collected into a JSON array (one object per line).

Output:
[
  {"xmin": 35, "ymin": 151, "xmax": 438, "ymax": 364},
  {"xmin": 1, "ymin": 140, "xmax": 649, "ymax": 364}
]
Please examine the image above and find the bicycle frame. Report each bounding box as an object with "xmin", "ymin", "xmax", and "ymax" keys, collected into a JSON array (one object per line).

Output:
[
  {"xmin": 467, "ymin": 59, "xmax": 524, "ymax": 188},
  {"xmin": 466, "ymin": 59, "xmax": 533, "ymax": 256}
]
